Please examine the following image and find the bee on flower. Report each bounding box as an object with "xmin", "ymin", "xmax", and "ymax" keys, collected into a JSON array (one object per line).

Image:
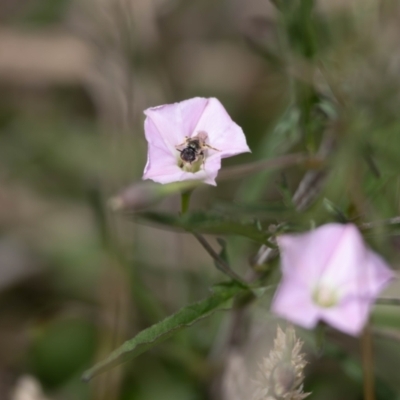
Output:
[{"xmin": 142, "ymin": 97, "xmax": 250, "ymax": 186}]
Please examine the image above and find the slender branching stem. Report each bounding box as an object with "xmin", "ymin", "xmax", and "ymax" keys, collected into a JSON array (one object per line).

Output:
[
  {"xmin": 217, "ymin": 153, "xmax": 314, "ymax": 181},
  {"xmin": 372, "ymin": 328, "xmax": 400, "ymax": 342},
  {"xmin": 192, "ymin": 232, "xmax": 246, "ymax": 286},
  {"xmin": 359, "ymin": 216, "xmax": 400, "ymax": 230},
  {"xmin": 179, "ymin": 190, "xmax": 246, "ymax": 284},
  {"xmin": 376, "ymin": 297, "xmax": 400, "ymax": 306},
  {"xmin": 361, "ymin": 324, "xmax": 375, "ymax": 400}
]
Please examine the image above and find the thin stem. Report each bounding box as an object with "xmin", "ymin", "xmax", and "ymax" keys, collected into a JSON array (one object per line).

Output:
[
  {"xmin": 361, "ymin": 324, "xmax": 375, "ymax": 400},
  {"xmin": 217, "ymin": 153, "xmax": 313, "ymax": 181},
  {"xmin": 180, "ymin": 190, "xmax": 245, "ymax": 284},
  {"xmin": 376, "ymin": 297, "xmax": 400, "ymax": 306},
  {"xmin": 372, "ymin": 328, "xmax": 400, "ymax": 342},
  {"xmin": 192, "ymin": 232, "xmax": 246, "ymax": 286},
  {"xmin": 359, "ymin": 216, "xmax": 400, "ymax": 230},
  {"xmin": 181, "ymin": 190, "xmax": 192, "ymax": 215}
]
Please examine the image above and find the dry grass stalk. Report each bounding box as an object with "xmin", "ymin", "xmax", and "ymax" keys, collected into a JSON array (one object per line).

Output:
[{"xmin": 252, "ymin": 326, "xmax": 310, "ymax": 400}]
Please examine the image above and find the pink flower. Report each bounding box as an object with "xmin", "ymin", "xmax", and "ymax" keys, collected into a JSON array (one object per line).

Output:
[
  {"xmin": 142, "ymin": 97, "xmax": 250, "ymax": 185},
  {"xmin": 271, "ymin": 223, "xmax": 394, "ymax": 336}
]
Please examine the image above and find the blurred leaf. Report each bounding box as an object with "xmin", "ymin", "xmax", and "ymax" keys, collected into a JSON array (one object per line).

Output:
[
  {"xmin": 14, "ymin": 0, "xmax": 71, "ymax": 26},
  {"xmin": 342, "ymin": 356, "xmax": 397, "ymax": 400},
  {"xmin": 136, "ymin": 211, "xmax": 271, "ymax": 244},
  {"xmin": 362, "ymin": 144, "xmax": 381, "ymax": 178},
  {"xmin": 237, "ymin": 105, "xmax": 302, "ymax": 202},
  {"xmin": 277, "ymin": 173, "xmax": 295, "ymax": 208},
  {"xmin": 213, "ymin": 200, "xmax": 291, "ymax": 218},
  {"xmin": 82, "ymin": 281, "xmax": 247, "ymax": 381},
  {"xmin": 323, "ymin": 198, "xmax": 348, "ymax": 223},
  {"xmin": 242, "ymin": 16, "xmax": 283, "ymax": 66},
  {"xmin": 30, "ymin": 318, "xmax": 96, "ymax": 388},
  {"xmin": 281, "ymin": 0, "xmax": 317, "ymax": 59},
  {"xmin": 218, "ymin": 153, "xmax": 308, "ymax": 181}
]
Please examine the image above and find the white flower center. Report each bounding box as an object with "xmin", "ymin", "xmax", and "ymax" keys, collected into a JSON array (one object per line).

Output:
[
  {"xmin": 312, "ymin": 284, "xmax": 339, "ymax": 308},
  {"xmin": 177, "ymin": 154, "xmax": 203, "ymax": 173}
]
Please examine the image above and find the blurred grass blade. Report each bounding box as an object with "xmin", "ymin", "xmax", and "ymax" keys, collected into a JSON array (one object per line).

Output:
[
  {"xmin": 217, "ymin": 153, "xmax": 308, "ymax": 181},
  {"xmin": 323, "ymin": 198, "xmax": 348, "ymax": 223},
  {"xmin": 82, "ymin": 282, "xmax": 246, "ymax": 381},
  {"xmin": 137, "ymin": 211, "xmax": 271, "ymax": 244}
]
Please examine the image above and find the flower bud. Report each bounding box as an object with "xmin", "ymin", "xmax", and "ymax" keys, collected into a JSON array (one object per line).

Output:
[{"xmin": 109, "ymin": 180, "xmax": 200, "ymax": 211}]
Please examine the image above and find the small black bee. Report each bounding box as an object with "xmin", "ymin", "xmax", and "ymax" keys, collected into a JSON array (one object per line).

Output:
[{"xmin": 176, "ymin": 132, "xmax": 219, "ymax": 168}]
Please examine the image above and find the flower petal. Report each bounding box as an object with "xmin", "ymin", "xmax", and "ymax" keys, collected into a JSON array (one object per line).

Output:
[
  {"xmin": 179, "ymin": 97, "xmax": 209, "ymax": 139},
  {"xmin": 320, "ymin": 297, "xmax": 372, "ymax": 336},
  {"xmin": 277, "ymin": 224, "xmax": 350, "ymax": 284},
  {"xmin": 271, "ymin": 277, "xmax": 319, "ymax": 329},
  {"xmin": 144, "ymin": 164, "xmax": 212, "ymax": 185},
  {"xmin": 143, "ymin": 117, "xmax": 179, "ymax": 179},
  {"xmin": 143, "ymin": 164, "xmax": 182, "ymax": 184},
  {"xmin": 144, "ymin": 107, "xmax": 182, "ymax": 156},
  {"xmin": 274, "ymin": 223, "xmax": 395, "ymax": 336},
  {"xmin": 142, "ymin": 97, "xmax": 250, "ymax": 185},
  {"xmin": 319, "ymin": 224, "xmax": 367, "ymax": 290},
  {"xmin": 352, "ymin": 249, "xmax": 394, "ymax": 298},
  {"xmin": 202, "ymin": 155, "xmax": 221, "ymax": 186},
  {"xmin": 193, "ymin": 98, "xmax": 250, "ymax": 158},
  {"xmin": 144, "ymin": 98, "xmax": 208, "ymax": 154},
  {"xmin": 144, "ymin": 155, "xmax": 220, "ymax": 185},
  {"xmin": 365, "ymin": 250, "xmax": 394, "ymax": 293}
]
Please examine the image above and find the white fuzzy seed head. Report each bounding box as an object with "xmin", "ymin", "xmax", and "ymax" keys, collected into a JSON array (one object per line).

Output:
[{"xmin": 252, "ymin": 326, "xmax": 310, "ymax": 400}]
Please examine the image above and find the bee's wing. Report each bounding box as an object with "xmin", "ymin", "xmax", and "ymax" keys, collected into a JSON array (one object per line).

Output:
[
  {"xmin": 175, "ymin": 137, "xmax": 189, "ymax": 149},
  {"xmin": 196, "ymin": 131, "xmax": 208, "ymax": 142}
]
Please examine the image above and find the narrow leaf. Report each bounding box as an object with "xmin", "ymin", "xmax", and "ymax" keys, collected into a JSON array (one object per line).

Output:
[
  {"xmin": 82, "ymin": 282, "xmax": 246, "ymax": 381},
  {"xmin": 137, "ymin": 211, "xmax": 271, "ymax": 244}
]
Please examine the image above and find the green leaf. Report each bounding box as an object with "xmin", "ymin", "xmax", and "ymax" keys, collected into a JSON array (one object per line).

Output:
[
  {"xmin": 16, "ymin": 0, "xmax": 70, "ymax": 27},
  {"xmin": 322, "ymin": 198, "xmax": 348, "ymax": 223},
  {"xmin": 82, "ymin": 282, "xmax": 246, "ymax": 381},
  {"xmin": 137, "ymin": 211, "xmax": 271, "ymax": 244}
]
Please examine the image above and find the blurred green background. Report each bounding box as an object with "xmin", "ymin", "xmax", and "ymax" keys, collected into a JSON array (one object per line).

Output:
[{"xmin": 1, "ymin": 0, "xmax": 400, "ymax": 399}]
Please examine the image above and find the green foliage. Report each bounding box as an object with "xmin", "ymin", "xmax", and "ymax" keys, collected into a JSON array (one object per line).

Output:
[
  {"xmin": 12, "ymin": 0, "xmax": 71, "ymax": 26},
  {"xmin": 2, "ymin": 0, "xmax": 400, "ymax": 398},
  {"xmin": 29, "ymin": 318, "xmax": 97, "ymax": 388},
  {"xmin": 137, "ymin": 211, "xmax": 272, "ymax": 244},
  {"xmin": 82, "ymin": 281, "xmax": 247, "ymax": 381}
]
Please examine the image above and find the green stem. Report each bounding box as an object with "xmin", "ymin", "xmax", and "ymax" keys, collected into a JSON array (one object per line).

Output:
[
  {"xmin": 181, "ymin": 190, "xmax": 192, "ymax": 215},
  {"xmin": 180, "ymin": 189, "xmax": 246, "ymax": 285},
  {"xmin": 192, "ymin": 232, "xmax": 247, "ymax": 286}
]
